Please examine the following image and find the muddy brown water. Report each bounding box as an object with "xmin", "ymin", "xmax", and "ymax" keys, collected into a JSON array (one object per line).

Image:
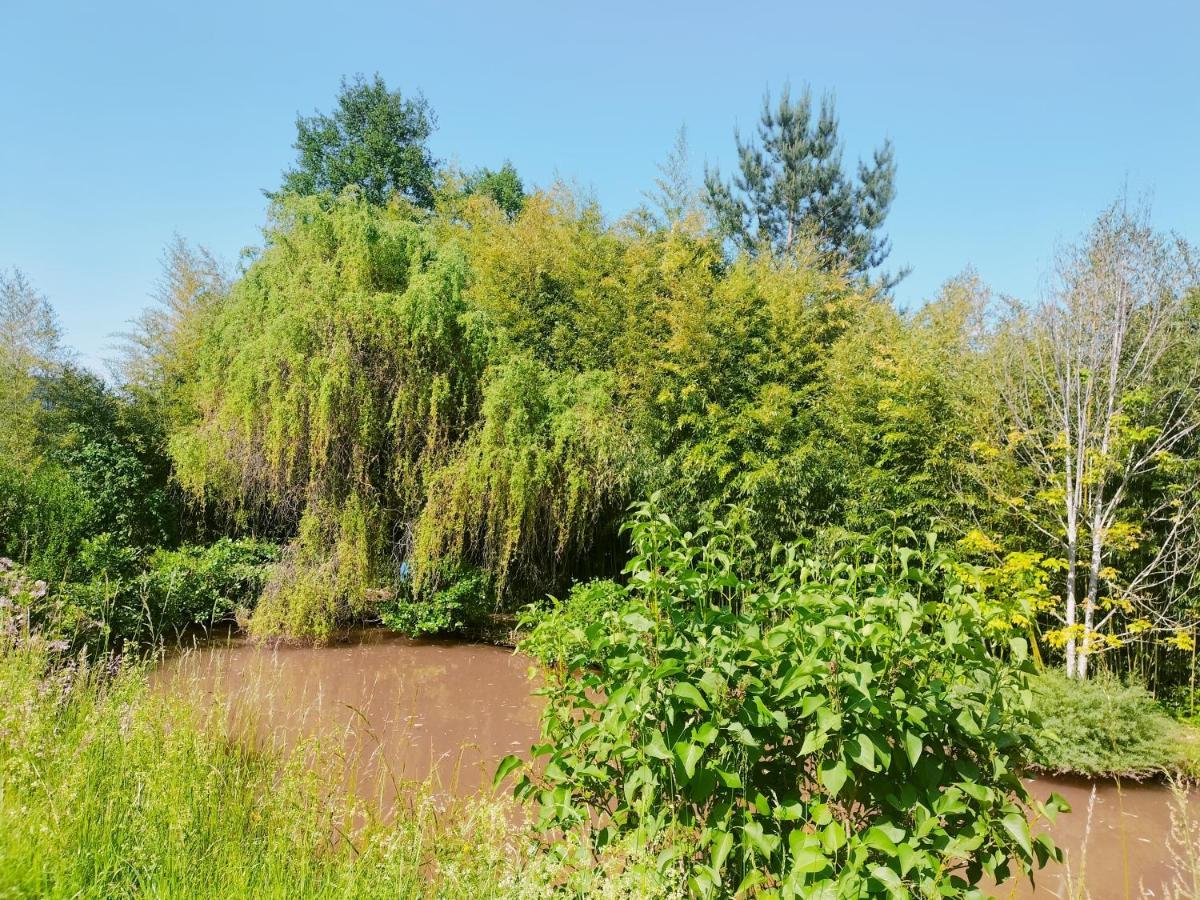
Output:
[
  {"xmin": 155, "ymin": 630, "xmax": 1192, "ymax": 897},
  {"xmin": 153, "ymin": 628, "xmax": 542, "ymax": 802},
  {"xmin": 1004, "ymin": 775, "xmax": 1190, "ymax": 899}
]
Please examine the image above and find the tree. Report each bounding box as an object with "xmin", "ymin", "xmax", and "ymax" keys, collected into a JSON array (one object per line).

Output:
[
  {"xmin": 464, "ymin": 161, "xmax": 525, "ymax": 219},
  {"xmin": 984, "ymin": 203, "xmax": 1200, "ymax": 678},
  {"xmin": 275, "ymin": 74, "xmax": 438, "ymax": 207},
  {"xmin": 643, "ymin": 125, "xmax": 698, "ymax": 230},
  {"xmin": 35, "ymin": 364, "xmax": 176, "ymax": 548},
  {"xmin": 818, "ymin": 272, "xmax": 990, "ymax": 532},
  {"xmin": 118, "ymin": 236, "xmax": 227, "ymax": 412},
  {"xmin": 0, "ymin": 268, "xmax": 62, "ymax": 467},
  {"xmin": 704, "ymin": 85, "xmax": 902, "ymax": 285}
]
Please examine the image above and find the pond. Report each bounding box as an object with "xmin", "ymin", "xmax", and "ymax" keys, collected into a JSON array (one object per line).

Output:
[
  {"xmin": 155, "ymin": 628, "xmax": 541, "ymax": 803},
  {"xmin": 155, "ymin": 629, "xmax": 1193, "ymax": 897}
]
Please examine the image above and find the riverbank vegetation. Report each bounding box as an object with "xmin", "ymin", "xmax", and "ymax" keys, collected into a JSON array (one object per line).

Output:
[
  {"xmin": 3, "ymin": 73, "xmax": 1200, "ymax": 894},
  {"xmin": 0, "ymin": 603, "xmax": 680, "ymax": 898},
  {"xmin": 509, "ymin": 503, "xmax": 1068, "ymax": 895}
]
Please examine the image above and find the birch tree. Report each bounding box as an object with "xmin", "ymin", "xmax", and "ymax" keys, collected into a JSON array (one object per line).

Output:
[{"xmin": 988, "ymin": 204, "xmax": 1200, "ymax": 678}]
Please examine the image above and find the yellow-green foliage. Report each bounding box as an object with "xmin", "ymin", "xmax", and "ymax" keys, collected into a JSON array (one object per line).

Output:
[
  {"xmin": 250, "ymin": 495, "xmax": 379, "ymax": 640},
  {"xmin": 168, "ymin": 189, "xmax": 885, "ymax": 637},
  {"xmin": 818, "ymin": 272, "xmax": 988, "ymax": 529},
  {"xmin": 450, "ymin": 188, "xmax": 633, "ymax": 372},
  {"xmin": 171, "ymin": 194, "xmax": 482, "ymax": 513},
  {"xmin": 169, "ymin": 192, "xmax": 646, "ymax": 635},
  {"xmin": 413, "ymin": 356, "xmax": 637, "ymax": 593},
  {"xmin": 630, "ymin": 235, "xmax": 867, "ymax": 539}
]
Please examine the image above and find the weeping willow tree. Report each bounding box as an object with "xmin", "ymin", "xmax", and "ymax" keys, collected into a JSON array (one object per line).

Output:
[
  {"xmin": 167, "ymin": 184, "xmax": 884, "ymax": 639},
  {"xmin": 169, "ymin": 192, "xmax": 641, "ymax": 637},
  {"xmin": 412, "ymin": 355, "xmax": 639, "ymax": 596},
  {"xmin": 169, "ymin": 194, "xmax": 487, "ymax": 636}
]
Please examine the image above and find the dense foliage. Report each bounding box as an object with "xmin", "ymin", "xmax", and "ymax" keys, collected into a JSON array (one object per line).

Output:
[
  {"xmin": 276, "ymin": 73, "xmax": 438, "ymax": 207},
  {"xmin": 3, "ymin": 69, "xmax": 1200, "ymax": 897},
  {"xmin": 508, "ymin": 504, "xmax": 1066, "ymax": 897},
  {"xmin": 1026, "ymin": 670, "xmax": 1196, "ymax": 778}
]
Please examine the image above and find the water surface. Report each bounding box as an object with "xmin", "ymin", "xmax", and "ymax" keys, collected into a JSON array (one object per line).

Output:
[
  {"xmin": 155, "ymin": 630, "xmax": 1193, "ymax": 896},
  {"xmin": 155, "ymin": 629, "xmax": 541, "ymax": 802}
]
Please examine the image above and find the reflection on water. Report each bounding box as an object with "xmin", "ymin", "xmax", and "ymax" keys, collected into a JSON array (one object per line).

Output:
[
  {"xmin": 153, "ymin": 629, "xmax": 542, "ymax": 803},
  {"xmin": 155, "ymin": 630, "xmax": 1195, "ymax": 895}
]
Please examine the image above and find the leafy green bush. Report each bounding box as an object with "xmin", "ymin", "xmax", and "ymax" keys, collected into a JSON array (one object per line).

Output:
[
  {"xmin": 0, "ymin": 460, "xmax": 95, "ymax": 579},
  {"xmin": 1026, "ymin": 669, "xmax": 1193, "ymax": 778},
  {"xmin": 19, "ymin": 539, "xmax": 278, "ymax": 650},
  {"xmin": 137, "ymin": 538, "xmax": 280, "ymax": 638},
  {"xmin": 501, "ymin": 503, "xmax": 1065, "ymax": 897},
  {"xmin": 380, "ymin": 565, "xmax": 492, "ymax": 637},
  {"xmin": 518, "ymin": 578, "xmax": 623, "ymax": 668}
]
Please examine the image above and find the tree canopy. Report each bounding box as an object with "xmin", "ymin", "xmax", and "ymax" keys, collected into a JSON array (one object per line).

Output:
[
  {"xmin": 705, "ymin": 85, "xmax": 901, "ymax": 286},
  {"xmin": 276, "ymin": 74, "xmax": 438, "ymax": 207}
]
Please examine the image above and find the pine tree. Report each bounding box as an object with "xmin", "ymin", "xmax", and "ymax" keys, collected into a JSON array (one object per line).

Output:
[{"xmin": 705, "ymin": 85, "xmax": 903, "ymax": 287}]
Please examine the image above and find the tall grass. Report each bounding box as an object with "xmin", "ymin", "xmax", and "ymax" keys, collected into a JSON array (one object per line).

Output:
[
  {"xmin": 0, "ymin": 640, "xmax": 538, "ymax": 898},
  {"xmin": 0, "ymin": 633, "xmax": 688, "ymax": 898}
]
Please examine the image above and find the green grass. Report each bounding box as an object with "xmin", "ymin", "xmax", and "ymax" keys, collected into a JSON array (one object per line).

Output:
[{"xmin": 0, "ymin": 644, "xmax": 529, "ymax": 898}]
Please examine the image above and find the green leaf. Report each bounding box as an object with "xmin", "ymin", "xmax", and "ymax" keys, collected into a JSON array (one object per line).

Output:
[
  {"xmin": 863, "ymin": 825, "xmax": 899, "ymax": 854},
  {"xmin": 742, "ymin": 819, "xmax": 780, "ymax": 857},
  {"xmin": 674, "ymin": 741, "xmax": 703, "ymax": 779},
  {"xmin": 651, "ymin": 658, "xmax": 684, "ymax": 680},
  {"xmin": 790, "ymin": 845, "xmax": 827, "ymax": 875},
  {"xmin": 777, "ymin": 665, "xmax": 809, "ymax": 700},
  {"xmin": 710, "ymin": 829, "xmax": 734, "ymax": 871},
  {"xmin": 903, "ymin": 731, "xmax": 923, "ymax": 768},
  {"xmin": 715, "ymin": 767, "xmax": 743, "ymax": 788},
  {"xmin": 645, "ymin": 732, "xmax": 673, "ymax": 761},
  {"xmin": 820, "ymin": 820, "xmax": 846, "ymax": 853},
  {"xmin": 816, "ymin": 706, "xmax": 842, "ymax": 733},
  {"xmin": 1044, "ymin": 792, "xmax": 1071, "ymax": 821},
  {"xmin": 853, "ymin": 733, "xmax": 877, "ymax": 771},
  {"xmin": 819, "ymin": 759, "xmax": 848, "ymax": 797},
  {"xmin": 798, "ymin": 728, "xmax": 827, "ymax": 755},
  {"xmin": 492, "ymin": 754, "xmax": 522, "ymax": 790},
  {"xmin": 622, "ymin": 612, "xmax": 655, "ymax": 632},
  {"xmin": 673, "ymin": 682, "xmax": 710, "ymax": 710},
  {"xmin": 1002, "ymin": 813, "xmax": 1033, "ymax": 858},
  {"xmin": 800, "ymin": 695, "xmax": 825, "ymax": 717},
  {"xmin": 870, "ymin": 865, "xmax": 905, "ymax": 895}
]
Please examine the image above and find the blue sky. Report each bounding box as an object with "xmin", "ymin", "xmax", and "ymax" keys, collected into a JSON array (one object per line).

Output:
[{"xmin": 3, "ymin": 0, "xmax": 1198, "ymax": 370}]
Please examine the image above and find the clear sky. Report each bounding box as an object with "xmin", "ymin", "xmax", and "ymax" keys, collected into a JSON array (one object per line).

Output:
[{"xmin": 3, "ymin": 0, "xmax": 1198, "ymax": 370}]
